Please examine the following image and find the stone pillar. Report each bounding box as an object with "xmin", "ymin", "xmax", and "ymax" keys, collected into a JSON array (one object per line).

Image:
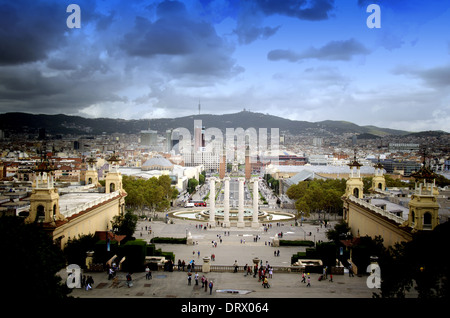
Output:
[
  {"xmin": 237, "ymin": 177, "xmax": 245, "ymax": 228},
  {"xmin": 252, "ymin": 178, "xmax": 259, "ymax": 228},
  {"xmin": 209, "ymin": 177, "xmax": 216, "ymax": 227},
  {"xmin": 202, "ymin": 257, "xmax": 211, "ymax": 273},
  {"xmin": 223, "ymin": 177, "xmax": 230, "ymax": 228}
]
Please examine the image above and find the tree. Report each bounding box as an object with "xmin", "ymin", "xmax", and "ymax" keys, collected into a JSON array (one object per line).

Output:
[
  {"xmin": 187, "ymin": 178, "xmax": 199, "ymax": 194},
  {"xmin": 287, "ymin": 179, "xmax": 346, "ymax": 218},
  {"xmin": 64, "ymin": 233, "xmax": 97, "ymax": 269},
  {"xmin": 326, "ymin": 221, "xmax": 352, "ymax": 243},
  {"xmin": 111, "ymin": 211, "xmax": 138, "ymax": 239},
  {"xmin": 377, "ymin": 221, "xmax": 450, "ymax": 298},
  {"xmin": 0, "ymin": 216, "xmax": 70, "ymax": 298}
]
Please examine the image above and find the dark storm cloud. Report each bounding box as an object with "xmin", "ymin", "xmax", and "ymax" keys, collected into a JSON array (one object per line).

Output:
[
  {"xmin": 255, "ymin": 0, "xmax": 335, "ymax": 21},
  {"xmin": 120, "ymin": 0, "xmax": 239, "ymax": 77},
  {"xmin": 233, "ymin": 0, "xmax": 334, "ymax": 45},
  {"xmin": 268, "ymin": 38, "xmax": 370, "ymax": 62},
  {"xmin": 0, "ymin": 1, "xmax": 67, "ymax": 65},
  {"xmin": 233, "ymin": 1, "xmax": 280, "ymax": 45}
]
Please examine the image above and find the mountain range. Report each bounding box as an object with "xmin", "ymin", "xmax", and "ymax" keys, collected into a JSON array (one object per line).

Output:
[{"xmin": 0, "ymin": 111, "xmax": 447, "ymax": 138}]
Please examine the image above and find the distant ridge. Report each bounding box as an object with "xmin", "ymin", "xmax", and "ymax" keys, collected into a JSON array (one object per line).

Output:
[{"xmin": 0, "ymin": 111, "xmax": 445, "ymax": 137}]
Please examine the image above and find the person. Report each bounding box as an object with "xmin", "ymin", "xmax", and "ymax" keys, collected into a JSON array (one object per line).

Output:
[
  {"xmin": 194, "ymin": 272, "xmax": 199, "ymax": 285},
  {"xmin": 301, "ymin": 272, "xmax": 306, "ymax": 283},
  {"xmin": 86, "ymin": 275, "xmax": 94, "ymax": 291},
  {"xmin": 247, "ymin": 265, "xmax": 252, "ymax": 277},
  {"xmin": 178, "ymin": 259, "xmax": 182, "ymax": 271},
  {"xmin": 306, "ymin": 275, "xmax": 311, "ymax": 287},
  {"xmin": 268, "ymin": 267, "xmax": 273, "ymax": 279},
  {"xmin": 187, "ymin": 272, "xmax": 192, "ymax": 285},
  {"xmin": 233, "ymin": 260, "xmax": 238, "ymax": 273},
  {"xmin": 209, "ymin": 280, "xmax": 214, "ymax": 295},
  {"xmin": 108, "ymin": 267, "xmax": 114, "ymax": 280},
  {"xmin": 329, "ymin": 273, "xmax": 333, "ymax": 282},
  {"xmin": 348, "ymin": 264, "xmax": 354, "ymax": 277},
  {"xmin": 263, "ymin": 276, "xmax": 269, "ymax": 288},
  {"xmin": 201, "ymin": 275, "xmax": 206, "ymax": 288},
  {"xmin": 204, "ymin": 278, "xmax": 208, "ymax": 292},
  {"xmin": 126, "ymin": 273, "xmax": 133, "ymax": 287},
  {"xmin": 145, "ymin": 266, "xmax": 152, "ymax": 280}
]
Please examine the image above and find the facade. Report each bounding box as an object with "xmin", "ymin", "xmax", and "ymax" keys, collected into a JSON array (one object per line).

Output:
[
  {"xmin": 24, "ymin": 155, "xmax": 126, "ymax": 250},
  {"xmin": 342, "ymin": 159, "xmax": 441, "ymax": 248}
]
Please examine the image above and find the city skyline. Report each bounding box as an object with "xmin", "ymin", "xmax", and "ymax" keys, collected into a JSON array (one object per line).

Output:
[{"xmin": 1, "ymin": 0, "xmax": 449, "ymax": 132}]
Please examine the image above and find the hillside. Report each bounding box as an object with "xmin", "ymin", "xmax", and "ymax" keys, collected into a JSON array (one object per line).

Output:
[{"xmin": 0, "ymin": 111, "xmax": 419, "ymax": 137}]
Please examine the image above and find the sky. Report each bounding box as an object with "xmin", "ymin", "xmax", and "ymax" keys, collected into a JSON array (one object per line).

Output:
[{"xmin": 0, "ymin": 0, "xmax": 449, "ymax": 132}]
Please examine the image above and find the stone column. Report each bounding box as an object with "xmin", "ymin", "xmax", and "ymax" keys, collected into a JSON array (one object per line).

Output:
[
  {"xmin": 237, "ymin": 177, "xmax": 245, "ymax": 228},
  {"xmin": 223, "ymin": 177, "xmax": 230, "ymax": 228},
  {"xmin": 252, "ymin": 178, "xmax": 259, "ymax": 228},
  {"xmin": 209, "ymin": 177, "xmax": 215, "ymax": 227}
]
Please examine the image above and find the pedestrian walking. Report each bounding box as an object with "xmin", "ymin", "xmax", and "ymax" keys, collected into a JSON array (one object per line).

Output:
[
  {"xmin": 201, "ymin": 275, "xmax": 206, "ymax": 288},
  {"xmin": 85, "ymin": 275, "xmax": 94, "ymax": 291},
  {"xmin": 108, "ymin": 267, "xmax": 114, "ymax": 280},
  {"xmin": 209, "ymin": 281, "xmax": 214, "ymax": 295},
  {"xmin": 301, "ymin": 272, "xmax": 306, "ymax": 283},
  {"xmin": 306, "ymin": 275, "xmax": 311, "ymax": 287},
  {"xmin": 233, "ymin": 260, "xmax": 238, "ymax": 273},
  {"xmin": 145, "ymin": 266, "xmax": 152, "ymax": 280},
  {"xmin": 126, "ymin": 273, "xmax": 133, "ymax": 288},
  {"xmin": 204, "ymin": 278, "xmax": 208, "ymax": 292},
  {"xmin": 329, "ymin": 273, "xmax": 333, "ymax": 282},
  {"xmin": 187, "ymin": 272, "xmax": 192, "ymax": 285},
  {"xmin": 195, "ymin": 272, "xmax": 199, "ymax": 285},
  {"xmin": 348, "ymin": 264, "xmax": 354, "ymax": 277}
]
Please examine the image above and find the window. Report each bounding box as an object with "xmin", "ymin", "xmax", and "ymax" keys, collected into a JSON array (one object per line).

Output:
[
  {"xmin": 423, "ymin": 212, "xmax": 432, "ymax": 229},
  {"xmin": 36, "ymin": 205, "xmax": 45, "ymax": 223}
]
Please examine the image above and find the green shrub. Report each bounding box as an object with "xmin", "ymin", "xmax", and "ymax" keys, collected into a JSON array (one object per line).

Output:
[
  {"xmin": 93, "ymin": 240, "xmax": 119, "ymax": 264},
  {"xmin": 279, "ymin": 240, "xmax": 314, "ymax": 247},
  {"xmin": 121, "ymin": 239, "xmax": 147, "ymax": 272},
  {"xmin": 151, "ymin": 237, "xmax": 187, "ymax": 244}
]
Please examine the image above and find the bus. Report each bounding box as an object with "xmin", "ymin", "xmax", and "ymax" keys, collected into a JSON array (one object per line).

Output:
[{"xmin": 190, "ymin": 200, "xmax": 207, "ymax": 207}]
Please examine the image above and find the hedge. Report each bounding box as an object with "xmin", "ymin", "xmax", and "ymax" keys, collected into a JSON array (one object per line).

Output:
[
  {"xmin": 121, "ymin": 239, "xmax": 147, "ymax": 272},
  {"xmin": 151, "ymin": 237, "xmax": 187, "ymax": 244},
  {"xmin": 279, "ymin": 240, "xmax": 315, "ymax": 247}
]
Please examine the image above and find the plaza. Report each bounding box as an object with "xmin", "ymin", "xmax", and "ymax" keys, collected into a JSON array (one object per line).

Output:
[{"xmin": 64, "ymin": 213, "xmax": 378, "ymax": 299}]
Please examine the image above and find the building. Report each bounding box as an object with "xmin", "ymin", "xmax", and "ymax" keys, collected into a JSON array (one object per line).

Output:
[
  {"xmin": 23, "ymin": 154, "xmax": 126, "ymax": 250},
  {"xmin": 342, "ymin": 159, "xmax": 442, "ymax": 250},
  {"xmin": 140, "ymin": 129, "xmax": 158, "ymax": 149},
  {"xmin": 141, "ymin": 156, "xmax": 174, "ymax": 171}
]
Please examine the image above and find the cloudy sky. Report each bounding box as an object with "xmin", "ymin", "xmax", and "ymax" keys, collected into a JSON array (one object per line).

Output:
[{"xmin": 0, "ymin": 0, "xmax": 449, "ymax": 132}]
